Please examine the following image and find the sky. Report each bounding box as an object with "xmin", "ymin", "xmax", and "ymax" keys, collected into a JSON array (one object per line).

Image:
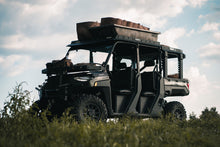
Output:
[{"xmin": 0, "ymin": 0, "xmax": 220, "ymax": 117}]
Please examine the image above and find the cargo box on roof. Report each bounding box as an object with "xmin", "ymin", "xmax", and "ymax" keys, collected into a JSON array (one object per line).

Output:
[
  {"xmin": 76, "ymin": 17, "xmax": 160, "ymax": 42},
  {"xmin": 100, "ymin": 17, "xmax": 150, "ymax": 30},
  {"xmin": 77, "ymin": 21, "xmax": 100, "ymax": 41},
  {"xmin": 90, "ymin": 24, "xmax": 160, "ymax": 42}
]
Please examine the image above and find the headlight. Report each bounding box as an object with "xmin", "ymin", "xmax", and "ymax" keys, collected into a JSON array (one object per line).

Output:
[{"xmin": 74, "ymin": 76, "xmax": 92, "ymax": 82}]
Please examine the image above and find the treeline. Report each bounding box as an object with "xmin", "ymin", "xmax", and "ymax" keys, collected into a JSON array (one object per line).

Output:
[{"xmin": 0, "ymin": 83, "xmax": 219, "ymax": 147}]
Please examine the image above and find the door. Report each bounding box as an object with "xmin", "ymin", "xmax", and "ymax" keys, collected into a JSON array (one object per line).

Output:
[{"xmin": 110, "ymin": 42, "xmax": 141, "ymax": 113}]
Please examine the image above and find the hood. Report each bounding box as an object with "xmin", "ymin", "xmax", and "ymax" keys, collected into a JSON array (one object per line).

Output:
[
  {"xmin": 71, "ymin": 63, "xmax": 104, "ymax": 72},
  {"xmin": 42, "ymin": 59, "xmax": 105, "ymax": 75}
]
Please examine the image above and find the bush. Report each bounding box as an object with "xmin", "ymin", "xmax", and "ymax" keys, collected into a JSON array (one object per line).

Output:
[
  {"xmin": 1, "ymin": 82, "xmax": 31, "ymax": 118},
  {"xmin": 200, "ymin": 107, "xmax": 220, "ymax": 120}
]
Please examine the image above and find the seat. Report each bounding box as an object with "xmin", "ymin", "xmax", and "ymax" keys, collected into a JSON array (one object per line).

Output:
[
  {"xmin": 141, "ymin": 72, "xmax": 154, "ymax": 92},
  {"xmin": 118, "ymin": 89, "xmax": 132, "ymax": 95},
  {"xmin": 111, "ymin": 63, "xmax": 135, "ymax": 95},
  {"xmin": 141, "ymin": 72, "xmax": 156, "ymax": 97},
  {"xmin": 141, "ymin": 91, "xmax": 155, "ymax": 97}
]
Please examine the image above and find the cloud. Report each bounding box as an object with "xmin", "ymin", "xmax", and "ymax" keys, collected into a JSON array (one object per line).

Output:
[
  {"xmin": 0, "ymin": 0, "xmax": 195, "ymax": 54},
  {"xmin": 158, "ymin": 27, "xmax": 186, "ymax": 48},
  {"xmin": 198, "ymin": 14, "xmax": 207, "ymax": 19},
  {"xmin": 0, "ymin": 33, "xmax": 74, "ymax": 53},
  {"xmin": 188, "ymin": 0, "xmax": 208, "ymax": 8},
  {"xmin": 111, "ymin": 0, "xmax": 189, "ymax": 29},
  {"xmin": 19, "ymin": 0, "xmax": 75, "ymax": 21},
  {"xmin": 185, "ymin": 67, "xmax": 210, "ymax": 96},
  {"xmin": 213, "ymin": 31, "xmax": 220, "ymax": 41},
  {"xmin": 201, "ymin": 62, "xmax": 211, "ymax": 68},
  {"xmin": 167, "ymin": 66, "xmax": 220, "ymax": 116},
  {"xmin": 199, "ymin": 8, "xmax": 220, "ymax": 22},
  {"xmin": 197, "ymin": 4, "xmax": 220, "ymax": 22},
  {"xmin": 182, "ymin": 66, "xmax": 217, "ymax": 115},
  {"xmin": 198, "ymin": 42, "xmax": 220, "ymax": 59},
  {"xmin": 0, "ymin": 0, "xmax": 210, "ymax": 55},
  {"xmin": 0, "ymin": 54, "xmax": 45, "ymax": 77},
  {"xmin": 0, "ymin": 0, "xmax": 77, "ymax": 36},
  {"xmin": 111, "ymin": 8, "xmax": 167, "ymax": 29},
  {"xmin": 200, "ymin": 22, "xmax": 220, "ymax": 32},
  {"xmin": 0, "ymin": 0, "xmax": 209, "ymax": 38},
  {"xmin": 186, "ymin": 29, "xmax": 195, "ymax": 37}
]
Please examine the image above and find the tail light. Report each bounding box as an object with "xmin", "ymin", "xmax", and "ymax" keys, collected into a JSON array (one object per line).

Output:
[{"xmin": 187, "ymin": 82, "xmax": 189, "ymax": 89}]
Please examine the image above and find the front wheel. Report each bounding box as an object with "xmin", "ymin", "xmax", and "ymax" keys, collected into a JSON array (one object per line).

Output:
[
  {"xmin": 71, "ymin": 94, "xmax": 108, "ymax": 122},
  {"xmin": 29, "ymin": 100, "xmax": 41, "ymax": 116},
  {"xmin": 164, "ymin": 101, "xmax": 186, "ymax": 120}
]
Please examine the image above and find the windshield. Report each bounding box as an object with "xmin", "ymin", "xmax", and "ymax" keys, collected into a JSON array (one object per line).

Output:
[{"xmin": 66, "ymin": 45, "xmax": 112, "ymax": 65}]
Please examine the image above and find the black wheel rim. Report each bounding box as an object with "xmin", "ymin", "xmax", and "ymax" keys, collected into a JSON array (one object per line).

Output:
[
  {"xmin": 174, "ymin": 109, "xmax": 184, "ymax": 119},
  {"xmin": 82, "ymin": 103, "xmax": 101, "ymax": 120}
]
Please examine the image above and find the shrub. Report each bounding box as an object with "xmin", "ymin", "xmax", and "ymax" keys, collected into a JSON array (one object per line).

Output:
[
  {"xmin": 200, "ymin": 107, "xmax": 220, "ymax": 120},
  {"xmin": 1, "ymin": 82, "xmax": 31, "ymax": 118}
]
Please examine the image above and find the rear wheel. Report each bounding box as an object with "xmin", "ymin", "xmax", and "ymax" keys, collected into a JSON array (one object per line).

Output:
[
  {"xmin": 164, "ymin": 101, "xmax": 186, "ymax": 120},
  {"xmin": 71, "ymin": 94, "xmax": 108, "ymax": 122}
]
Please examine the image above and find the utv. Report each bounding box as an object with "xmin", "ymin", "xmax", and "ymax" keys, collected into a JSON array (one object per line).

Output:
[{"xmin": 34, "ymin": 17, "xmax": 189, "ymax": 121}]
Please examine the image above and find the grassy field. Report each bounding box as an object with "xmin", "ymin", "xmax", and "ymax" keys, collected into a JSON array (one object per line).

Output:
[{"xmin": 0, "ymin": 83, "xmax": 219, "ymax": 147}]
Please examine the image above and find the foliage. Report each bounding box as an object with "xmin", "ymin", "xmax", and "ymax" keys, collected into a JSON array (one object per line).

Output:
[
  {"xmin": 0, "ymin": 83, "xmax": 220, "ymax": 147},
  {"xmin": 1, "ymin": 82, "xmax": 31, "ymax": 118},
  {"xmin": 200, "ymin": 107, "xmax": 220, "ymax": 120}
]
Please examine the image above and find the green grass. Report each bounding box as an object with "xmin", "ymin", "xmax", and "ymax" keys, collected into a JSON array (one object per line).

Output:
[
  {"xmin": 0, "ymin": 113, "xmax": 220, "ymax": 147},
  {"xmin": 0, "ymin": 83, "xmax": 219, "ymax": 147}
]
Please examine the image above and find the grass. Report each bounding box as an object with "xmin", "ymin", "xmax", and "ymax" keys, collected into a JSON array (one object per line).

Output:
[
  {"xmin": 0, "ymin": 83, "xmax": 219, "ymax": 147},
  {"xmin": 0, "ymin": 113, "xmax": 219, "ymax": 147}
]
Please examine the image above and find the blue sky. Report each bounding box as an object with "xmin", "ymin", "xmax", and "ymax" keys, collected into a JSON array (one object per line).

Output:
[{"xmin": 0, "ymin": 0, "xmax": 220, "ymax": 116}]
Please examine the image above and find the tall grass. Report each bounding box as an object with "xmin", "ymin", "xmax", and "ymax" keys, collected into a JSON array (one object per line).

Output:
[{"xmin": 0, "ymin": 83, "xmax": 219, "ymax": 147}]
